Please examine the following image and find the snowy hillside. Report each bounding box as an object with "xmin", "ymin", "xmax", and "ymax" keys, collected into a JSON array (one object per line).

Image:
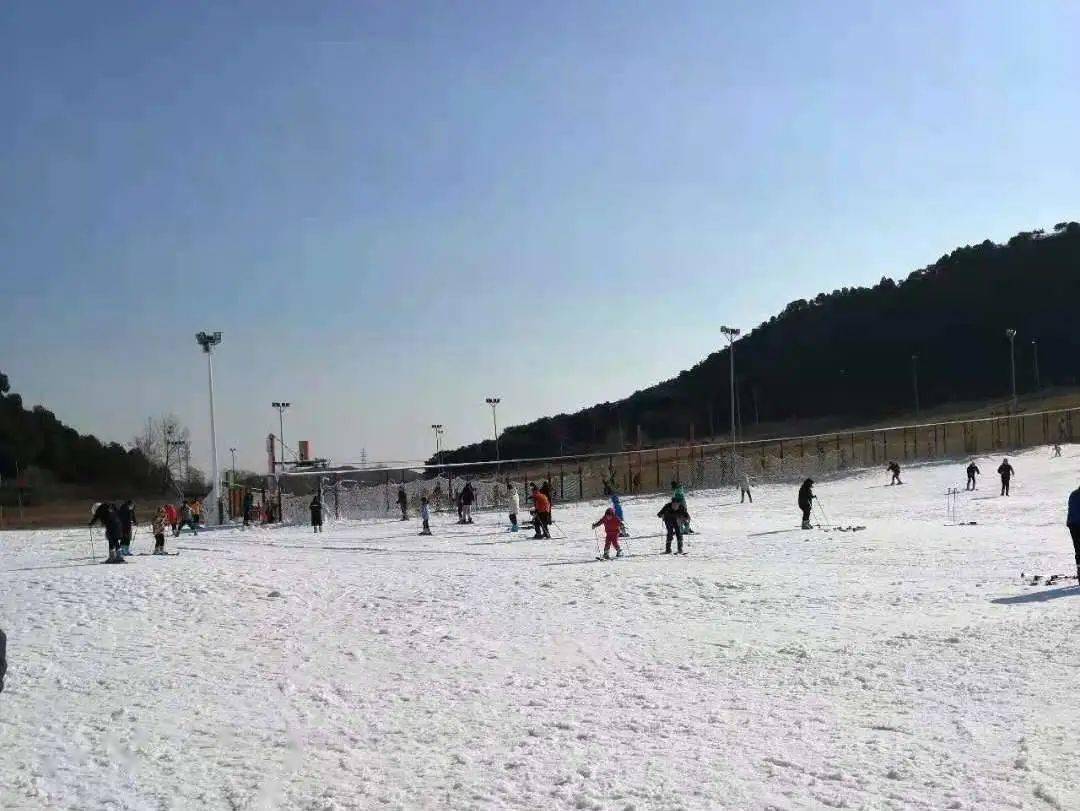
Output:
[{"xmin": 2, "ymin": 446, "xmax": 1079, "ymax": 810}]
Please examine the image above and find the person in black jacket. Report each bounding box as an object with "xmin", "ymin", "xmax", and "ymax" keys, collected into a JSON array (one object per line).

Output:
[
  {"xmin": 798, "ymin": 479, "xmax": 815, "ymax": 530},
  {"xmin": 459, "ymin": 482, "xmax": 475, "ymax": 524},
  {"xmin": 887, "ymin": 462, "xmax": 902, "ymax": 486},
  {"xmin": 966, "ymin": 461, "xmax": 980, "ymax": 491},
  {"xmin": 998, "ymin": 459, "xmax": 1015, "ymax": 496},
  {"xmin": 397, "ymin": 486, "xmax": 408, "ymax": 521},
  {"xmin": 310, "ymin": 495, "xmax": 323, "ymax": 533},
  {"xmin": 90, "ymin": 502, "xmax": 125, "ymax": 563},
  {"xmin": 117, "ymin": 499, "xmax": 137, "ymax": 556},
  {"xmin": 0, "ymin": 627, "xmax": 6, "ymax": 693},
  {"xmin": 657, "ymin": 498, "xmax": 689, "ymax": 554},
  {"xmin": 242, "ymin": 491, "xmax": 255, "ymax": 528}
]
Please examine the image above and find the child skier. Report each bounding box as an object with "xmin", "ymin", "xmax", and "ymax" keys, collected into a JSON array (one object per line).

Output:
[
  {"xmin": 887, "ymin": 461, "xmax": 902, "ymax": 486},
  {"xmin": 419, "ymin": 496, "xmax": 432, "ymax": 536},
  {"xmin": 151, "ymin": 506, "xmax": 168, "ymax": 555},
  {"xmin": 179, "ymin": 501, "xmax": 199, "ymax": 535},
  {"xmin": 998, "ymin": 458, "xmax": 1015, "ymax": 496},
  {"xmin": 671, "ymin": 481, "xmax": 693, "ymax": 533},
  {"xmin": 966, "ymin": 461, "xmax": 980, "ymax": 491},
  {"xmin": 740, "ymin": 473, "xmax": 753, "ymax": 504},
  {"xmin": 508, "ymin": 484, "xmax": 520, "ymax": 532},
  {"xmin": 798, "ymin": 479, "xmax": 815, "ymax": 529},
  {"xmin": 657, "ymin": 497, "xmax": 689, "ymax": 554},
  {"xmin": 611, "ymin": 492, "xmax": 629, "ymax": 536},
  {"xmin": 592, "ymin": 507, "xmax": 623, "ymax": 559},
  {"xmin": 310, "ymin": 494, "xmax": 323, "ymax": 533}
]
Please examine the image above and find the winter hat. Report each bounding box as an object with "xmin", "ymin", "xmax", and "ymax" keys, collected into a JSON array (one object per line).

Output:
[{"xmin": 90, "ymin": 502, "xmax": 101, "ymax": 515}]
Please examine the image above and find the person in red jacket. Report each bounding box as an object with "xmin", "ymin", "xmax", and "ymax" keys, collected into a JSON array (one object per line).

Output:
[
  {"xmin": 591, "ymin": 507, "xmax": 623, "ymax": 559},
  {"xmin": 164, "ymin": 502, "xmax": 179, "ymax": 537}
]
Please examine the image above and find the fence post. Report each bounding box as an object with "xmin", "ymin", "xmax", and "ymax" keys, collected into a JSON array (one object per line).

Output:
[
  {"xmin": 578, "ymin": 465, "xmax": 583, "ymax": 501},
  {"xmin": 559, "ymin": 464, "xmax": 565, "ymax": 500},
  {"xmin": 334, "ymin": 473, "xmax": 340, "ymax": 520},
  {"xmin": 655, "ymin": 449, "xmax": 661, "ymax": 489}
]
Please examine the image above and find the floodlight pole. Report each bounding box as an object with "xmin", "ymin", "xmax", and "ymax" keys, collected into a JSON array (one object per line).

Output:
[
  {"xmin": 272, "ymin": 402, "xmax": 291, "ymax": 468},
  {"xmin": 431, "ymin": 424, "xmax": 444, "ymax": 464},
  {"xmin": 196, "ymin": 331, "xmax": 223, "ymax": 524},
  {"xmin": 1031, "ymin": 339, "xmax": 1040, "ymax": 391},
  {"xmin": 485, "ymin": 398, "xmax": 501, "ymax": 470}
]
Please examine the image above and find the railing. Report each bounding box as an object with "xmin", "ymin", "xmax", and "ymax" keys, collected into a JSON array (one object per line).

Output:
[{"xmin": 276, "ymin": 405, "xmax": 1078, "ymax": 523}]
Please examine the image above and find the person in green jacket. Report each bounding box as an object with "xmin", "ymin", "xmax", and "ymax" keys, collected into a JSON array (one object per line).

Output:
[{"xmin": 671, "ymin": 480, "xmax": 694, "ymax": 534}]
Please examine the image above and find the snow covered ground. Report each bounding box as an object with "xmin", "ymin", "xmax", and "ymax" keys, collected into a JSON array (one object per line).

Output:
[{"xmin": 2, "ymin": 446, "xmax": 1079, "ymax": 810}]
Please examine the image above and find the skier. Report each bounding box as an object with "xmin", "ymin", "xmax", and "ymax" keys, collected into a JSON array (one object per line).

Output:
[
  {"xmin": 117, "ymin": 499, "xmax": 137, "ymax": 556},
  {"xmin": 657, "ymin": 497, "xmax": 689, "ymax": 554},
  {"xmin": 178, "ymin": 501, "xmax": 199, "ymax": 535},
  {"xmin": 592, "ymin": 507, "xmax": 623, "ymax": 559},
  {"xmin": 396, "ymin": 486, "xmax": 408, "ymax": 521},
  {"xmin": 798, "ymin": 478, "xmax": 815, "ymax": 530},
  {"xmin": 1053, "ymin": 443, "xmax": 1063, "ymax": 458},
  {"xmin": 740, "ymin": 472, "xmax": 753, "ymax": 504},
  {"xmin": 0, "ymin": 626, "xmax": 6, "ymax": 693},
  {"xmin": 1068, "ymin": 484, "xmax": 1080, "ymax": 581},
  {"xmin": 966, "ymin": 461, "xmax": 980, "ymax": 491},
  {"xmin": 310, "ymin": 494, "xmax": 323, "ymax": 533},
  {"xmin": 151, "ymin": 506, "xmax": 168, "ymax": 555},
  {"xmin": 611, "ymin": 492, "xmax": 629, "ymax": 536},
  {"xmin": 998, "ymin": 458, "xmax": 1015, "ymax": 496},
  {"xmin": 530, "ymin": 484, "xmax": 551, "ymax": 539},
  {"xmin": 460, "ymin": 482, "xmax": 475, "ymax": 524},
  {"xmin": 89, "ymin": 501, "xmax": 125, "ymax": 563},
  {"xmin": 419, "ymin": 496, "xmax": 432, "ymax": 536},
  {"xmin": 242, "ymin": 490, "xmax": 254, "ymax": 528},
  {"xmin": 164, "ymin": 502, "xmax": 179, "ymax": 536},
  {"xmin": 540, "ymin": 479, "xmax": 554, "ymax": 507},
  {"xmin": 191, "ymin": 498, "xmax": 203, "ymax": 527},
  {"xmin": 508, "ymin": 484, "xmax": 520, "ymax": 532},
  {"xmin": 671, "ymin": 481, "xmax": 693, "ymax": 533},
  {"xmin": 887, "ymin": 461, "xmax": 902, "ymax": 486}
]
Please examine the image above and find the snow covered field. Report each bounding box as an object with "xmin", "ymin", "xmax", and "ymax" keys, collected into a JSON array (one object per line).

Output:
[{"xmin": 2, "ymin": 447, "xmax": 1079, "ymax": 810}]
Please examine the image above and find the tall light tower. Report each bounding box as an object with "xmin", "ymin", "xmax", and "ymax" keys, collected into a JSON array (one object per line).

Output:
[
  {"xmin": 1006, "ymin": 329, "xmax": 1017, "ymax": 409},
  {"xmin": 229, "ymin": 447, "xmax": 237, "ymax": 482},
  {"xmin": 720, "ymin": 326, "xmax": 741, "ymax": 479},
  {"xmin": 1031, "ymin": 339, "xmax": 1041, "ymax": 391},
  {"xmin": 195, "ymin": 331, "xmax": 222, "ymax": 524},
  {"xmin": 431, "ymin": 424, "xmax": 444, "ymax": 464},
  {"xmin": 485, "ymin": 398, "xmax": 501, "ymax": 467},
  {"xmin": 911, "ymin": 354, "xmax": 920, "ymax": 419},
  {"xmin": 272, "ymin": 402, "xmax": 291, "ymax": 468}
]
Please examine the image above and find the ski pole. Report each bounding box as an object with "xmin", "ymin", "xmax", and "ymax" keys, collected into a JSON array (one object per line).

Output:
[
  {"xmin": 88, "ymin": 527, "xmax": 97, "ymax": 560},
  {"xmin": 592, "ymin": 526, "xmax": 602, "ymax": 558}
]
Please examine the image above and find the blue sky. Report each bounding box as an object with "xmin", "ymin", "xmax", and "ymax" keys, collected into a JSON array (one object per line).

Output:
[{"xmin": 2, "ymin": 1, "xmax": 1078, "ymax": 472}]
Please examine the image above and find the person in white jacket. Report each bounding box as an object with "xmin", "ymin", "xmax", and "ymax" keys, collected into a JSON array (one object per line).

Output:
[
  {"xmin": 740, "ymin": 473, "xmax": 753, "ymax": 504},
  {"xmin": 508, "ymin": 484, "xmax": 521, "ymax": 532}
]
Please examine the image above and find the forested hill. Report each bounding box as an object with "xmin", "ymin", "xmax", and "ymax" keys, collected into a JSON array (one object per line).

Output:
[
  {"xmin": 439, "ymin": 223, "xmax": 1080, "ymax": 464},
  {"xmin": 0, "ymin": 372, "xmax": 159, "ymax": 490}
]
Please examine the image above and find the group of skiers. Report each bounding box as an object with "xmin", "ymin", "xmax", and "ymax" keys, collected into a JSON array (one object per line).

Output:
[{"xmin": 89, "ymin": 498, "xmax": 203, "ymax": 562}]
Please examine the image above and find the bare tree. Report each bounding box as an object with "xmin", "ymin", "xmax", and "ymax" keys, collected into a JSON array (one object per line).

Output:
[{"xmin": 132, "ymin": 414, "xmax": 192, "ymax": 493}]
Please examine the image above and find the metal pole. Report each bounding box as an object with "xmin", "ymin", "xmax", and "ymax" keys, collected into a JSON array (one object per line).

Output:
[
  {"xmin": 206, "ymin": 347, "xmax": 221, "ymax": 525},
  {"xmin": 1032, "ymin": 340, "xmax": 1040, "ymax": 391}
]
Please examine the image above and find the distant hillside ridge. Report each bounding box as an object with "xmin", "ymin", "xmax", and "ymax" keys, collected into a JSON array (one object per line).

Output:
[{"xmin": 438, "ymin": 223, "xmax": 1080, "ymax": 463}]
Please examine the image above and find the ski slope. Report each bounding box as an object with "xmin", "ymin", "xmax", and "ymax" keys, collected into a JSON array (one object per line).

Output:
[{"xmin": 2, "ymin": 446, "xmax": 1079, "ymax": 810}]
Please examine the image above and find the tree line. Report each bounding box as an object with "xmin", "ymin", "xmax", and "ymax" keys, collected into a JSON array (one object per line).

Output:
[{"xmin": 438, "ymin": 223, "xmax": 1080, "ymax": 464}]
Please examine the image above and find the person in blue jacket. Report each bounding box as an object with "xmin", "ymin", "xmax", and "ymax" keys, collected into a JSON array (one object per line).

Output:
[
  {"xmin": 1068, "ymin": 484, "xmax": 1080, "ymax": 581},
  {"xmin": 610, "ymin": 493, "xmax": 629, "ymax": 537}
]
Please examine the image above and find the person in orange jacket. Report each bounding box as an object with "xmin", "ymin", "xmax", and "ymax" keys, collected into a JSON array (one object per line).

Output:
[
  {"xmin": 591, "ymin": 507, "xmax": 623, "ymax": 559},
  {"xmin": 530, "ymin": 484, "xmax": 551, "ymax": 539}
]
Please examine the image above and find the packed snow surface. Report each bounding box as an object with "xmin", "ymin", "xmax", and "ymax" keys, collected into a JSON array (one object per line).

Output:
[{"xmin": 2, "ymin": 447, "xmax": 1080, "ymax": 810}]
